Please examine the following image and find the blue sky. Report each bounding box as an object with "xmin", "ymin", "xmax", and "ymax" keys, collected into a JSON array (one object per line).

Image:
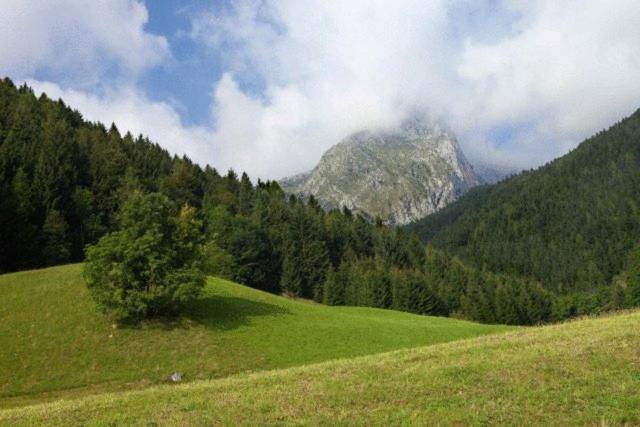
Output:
[
  {"xmin": 2, "ymin": 1, "xmax": 640, "ymax": 179},
  {"xmin": 143, "ymin": 0, "xmax": 225, "ymax": 126}
]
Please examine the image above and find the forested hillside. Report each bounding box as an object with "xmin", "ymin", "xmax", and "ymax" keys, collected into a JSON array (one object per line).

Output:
[
  {"xmin": 409, "ymin": 108, "xmax": 640, "ymax": 301},
  {"xmin": 0, "ymin": 79, "xmax": 421, "ymax": 301},
  {"xmin": 0, "ymin": 78, "xmax": 563, "ymax": 325}
]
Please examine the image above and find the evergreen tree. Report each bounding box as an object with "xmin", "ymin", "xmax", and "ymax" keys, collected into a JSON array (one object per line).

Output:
[
  {"xmin": 160, "ymin": 159, "xmax": 203, "ymax": 208},
  {"xmin": 280, "ymin": 204, "xmax": 329, "ymax": 299},
  {"xmin": 34, "ymin": 107, "xmax": 77, "ymax": 210},
  {"xmin": 626, "ymin": 245, "xmax": 640, "ymax": 307},
  {"xmin": 237, "ymin": 172, "xmax": 254, "ymax": 215},
  {"xmin": 70, "ymin": 187, "xmax": 104, "ymax": 253},
  {"xmin": 322, "ymin": 266, "xmax": 346, "ymax": 306},
  {"xmin": 42, "ymin": 208, "xmax": 71, "ymax": 265},
  {"xmin": 370, "ymin": 259, "xmax": 392, "ymax": 308},
  {"xmin": 207, "ymin": 206, "xmax": 278, "ymax": 292}
]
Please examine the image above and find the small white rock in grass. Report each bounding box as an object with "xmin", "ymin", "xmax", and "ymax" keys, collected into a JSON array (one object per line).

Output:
[{"xmin": 170, "ymin": 372, "xmax": 182, "ymax": 383}]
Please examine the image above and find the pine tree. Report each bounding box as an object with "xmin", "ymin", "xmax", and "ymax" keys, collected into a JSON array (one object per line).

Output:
[
  {"xmin": 160, "ymin": 159, "xmax": 203, "ymax": 208},
  {"xmin": 42, "ymin": 208, "xmax": 71, "ymax": 265},
  {"xmin": 322, "ymin": 267, "xmax": 346, "ymax": 305},
  {"xmin": 70, "ymin": 187, "xmax": 103, "ymax": 253},
  {"xmin": 280, "ymin": 204, "xmax": 329, "ymax": 299},
  {"xmin": 626, "ymin": 245, "xmax": 640, "ymax": 307},
  {"xmin": 370, "ymin": 259, "xmax": 392, "ymax": 308},
  {"xmin": 238, "ymin": 172, "xmax": 254, "ymax": 215},
  {"xmin": 34, "ymin": 107, "xmax": 77, "ymax": 209}
]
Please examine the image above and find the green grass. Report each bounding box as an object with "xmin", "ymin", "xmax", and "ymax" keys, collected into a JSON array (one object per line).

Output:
[
  {"xmin": 0, "ymin": 264, "xmax": 510, "ymax": 408},
  {"xmin": 3, "ymin": 310, "xmax": 639, "ymax": 426}
]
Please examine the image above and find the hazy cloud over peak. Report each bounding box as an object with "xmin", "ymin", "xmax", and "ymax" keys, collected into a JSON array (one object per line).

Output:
[
  {"xmin": 191, "ymin": 0, "xmax": 640, "ymax": 176},
  {"xmin": 2, "ymin": 1, "xmax": 640, "ymax": 179}
]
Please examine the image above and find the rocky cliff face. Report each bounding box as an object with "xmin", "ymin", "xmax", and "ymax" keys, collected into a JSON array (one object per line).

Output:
[{"xmin": 280, "ymin": 118, "xmax": 480, "ymax": 225}]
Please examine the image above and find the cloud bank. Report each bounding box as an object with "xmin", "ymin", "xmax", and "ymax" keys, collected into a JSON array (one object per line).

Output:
[
  {"xmin": 3, "ymin": 1, "xmax": 640, "ymax": 179},
  {"xmin": 193, "ymin": 0, "xmax": 640, "ymax": 176},
  {"xmin": 0, "ymin": 0, "xmax": 168, "ymax": 86}
]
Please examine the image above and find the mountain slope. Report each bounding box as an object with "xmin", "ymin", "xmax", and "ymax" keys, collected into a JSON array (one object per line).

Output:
[
  {"xmin": 474, "ymin": 162, "xmax": 512, "ymax": 184},
  {"xmin": 408, "ymin": 108, "xmax": 640, "ymax": 292},
  {"xmin": 3, "ymin": 310, "xmax": 638, "ymax": 425},
  {"xmin": 281, "ymin": 118, "xmax": 480, "ymax": 225},
  {"xmin": 0, "ymin": 264, "xmax": 510, "ymax": 407}
]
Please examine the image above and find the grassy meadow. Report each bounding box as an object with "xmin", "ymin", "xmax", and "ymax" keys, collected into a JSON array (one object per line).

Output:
[
  {"xmin": 0, "ymin": 264, "xmax": 510, "ymax": 408},
  {"xmin": 2, "ymin": 310, "xmax": 639, "ymax": 426}
]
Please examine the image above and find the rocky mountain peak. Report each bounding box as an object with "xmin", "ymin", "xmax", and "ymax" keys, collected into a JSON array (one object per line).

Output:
[{"xmin": 281, "ymin": 117, "xmax": 480, "ymax": 225}]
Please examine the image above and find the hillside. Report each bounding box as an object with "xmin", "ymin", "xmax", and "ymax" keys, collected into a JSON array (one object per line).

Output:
[
  {"xmin": 0, "ymin": 264, "xmax": 510, "ymax": 408},
  {"xmin": 3, "ymin": 310, "xmax": 638, "ymax": 425},
  {"xmin": 408, "ymin": 108, "xmax": 640, "ymax": 294},
  {"xmin": 0, "ymin": 78, "xmax": 503, "ymax": 326},
  {"xmin": 281, "ymin": 117, "xmax": 479, "ymax": 225}
]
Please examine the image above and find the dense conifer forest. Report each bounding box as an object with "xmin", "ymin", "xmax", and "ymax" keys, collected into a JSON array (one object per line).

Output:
[
  {"xmin": 409, "ymin": 108, "xmax": 640, "ymax": 314},
  {"xmin": 1, "ymin": 78, "xmax": 638, "ymax": 325}
]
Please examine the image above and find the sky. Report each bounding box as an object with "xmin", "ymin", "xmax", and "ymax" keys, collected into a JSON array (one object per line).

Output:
[{"xmin": 1, "ymin": 0, "xmax": 640, "ymax": 180}]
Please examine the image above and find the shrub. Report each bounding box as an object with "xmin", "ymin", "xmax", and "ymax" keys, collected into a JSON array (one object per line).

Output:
[{"xmin": 84, "ymin": 191, "xmax": 205, "ymax": 321}]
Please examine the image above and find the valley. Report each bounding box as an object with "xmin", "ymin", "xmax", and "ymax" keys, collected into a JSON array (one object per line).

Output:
[{"xmin": 2, "ymin": 3, "xmax": 640, "ymax": 423}]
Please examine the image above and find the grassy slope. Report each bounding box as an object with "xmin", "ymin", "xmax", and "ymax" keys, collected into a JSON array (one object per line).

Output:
[
  {"xmin": 0, "ymin": 264, "xmax": 510, "ymax": 407},
  {"xmin": 3, "ymin": 311, "xmax": 639, "ymax": 426}
]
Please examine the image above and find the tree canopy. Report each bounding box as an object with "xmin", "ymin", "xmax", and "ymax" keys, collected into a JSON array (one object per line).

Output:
[
  {"xmin": 408, "ymin": 107, "xmax": 640, "ymax": 314},
  {"xmin": 84, "ymin": 192, "xmax": 205, "ymax": 321}
]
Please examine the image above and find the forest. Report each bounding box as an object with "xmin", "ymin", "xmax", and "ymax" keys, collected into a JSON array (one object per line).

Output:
[
  {"xmin": 1, "ymin": 78, "xmax": 638, "ymax": 325},
  {"xmin": 408, "ymin": 107, "xmax": 640, "ymax": 314}
]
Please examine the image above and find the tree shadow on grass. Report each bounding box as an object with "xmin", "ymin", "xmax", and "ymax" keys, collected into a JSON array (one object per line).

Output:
[
  {"xmin": 122, "ymin": 294, "xmax": 291, "ymax": 331},
  {"xmin": 187, "ymin": 294, "xmax": 291, "ymax": 330}
]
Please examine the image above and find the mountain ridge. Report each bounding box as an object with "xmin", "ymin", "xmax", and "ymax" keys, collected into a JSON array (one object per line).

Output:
[
  {"xmin": 407, "ymin": 107, "xmax": 640, "ymax": 293},
  {"xmin": 281, "ymin": 119, "xmax": 480, "ymax": 224}
]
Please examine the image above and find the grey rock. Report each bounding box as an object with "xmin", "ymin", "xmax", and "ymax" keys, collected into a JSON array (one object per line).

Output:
[
  {"xmin": 281, "ymin": 117, "xmax": 480, "ymax": 225},
  {"xmin": 473, "ymin": 162, "xmax": 512, "ymax": 184}
]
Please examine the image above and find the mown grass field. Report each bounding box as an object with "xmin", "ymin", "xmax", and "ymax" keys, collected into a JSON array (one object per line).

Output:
[
  {"xmin": 0, "ymin": 264, "xmax": 510, "ymax": 408},
  {"xmin": 2, "ymin": 310, "xmax": 639, "ymax": 426}
]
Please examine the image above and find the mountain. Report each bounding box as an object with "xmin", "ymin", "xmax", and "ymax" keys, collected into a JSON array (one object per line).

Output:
[
  {"xmin": 473, "ymin": 162, "xmax": 512, "ymax": 184},
  {"xmin": 407, "ymin": 108, "xmax": 640, "ymax": 294},
  {"xmin": 281, "ymin": 118, "xmax": 480, "ymax": 225}
]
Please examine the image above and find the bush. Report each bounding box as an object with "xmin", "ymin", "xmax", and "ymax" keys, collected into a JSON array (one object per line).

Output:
[{"xmin": 83, "ymin": 191, "xmax": 205, "ymax": 321}]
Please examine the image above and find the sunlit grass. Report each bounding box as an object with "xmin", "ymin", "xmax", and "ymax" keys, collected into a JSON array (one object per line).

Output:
[
  {"xmin": 0, "ymin": 264, "xmax": 509, "ymax": 408},
  {"xmin": 3, "ymin": 310, "xmax": 638, "ymax": 426}
]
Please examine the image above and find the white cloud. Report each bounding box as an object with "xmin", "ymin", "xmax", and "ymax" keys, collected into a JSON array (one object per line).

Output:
[
  {"xmin": 28, "ymin": 76, "xmax": 329, "ymax": 179},
  {"xmin": 28, "ymin": 80, "xmax": 214, "ymax": 166},
  {"xmin": 191, "ymin": 0, "xmax": 640, "ymax": 176},
  {"xmin": 455, "ymin": 0, "xmax": 640, "ymax": 168},
  {"xmin": 189, "ymin": 0, "xmax": 458, "ymax": 177},
  {"xmin": 0, "ymin": 0, "xmax": 168, "ymax": 86},
  {"xmin": 6, "ymin": 1, "xmax": 640, "ymax": 179}
]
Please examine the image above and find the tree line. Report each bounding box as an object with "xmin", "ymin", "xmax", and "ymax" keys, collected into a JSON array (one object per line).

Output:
[{"xmin": 2, "ymin": 77, "xmax": 638, "ymax": 325}]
